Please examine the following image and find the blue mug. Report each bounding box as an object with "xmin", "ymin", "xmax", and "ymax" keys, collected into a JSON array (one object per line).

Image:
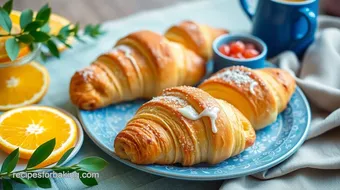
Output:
[{"xmin": 240, "ymin": 0, "xmax": 318, "ymax": 58}]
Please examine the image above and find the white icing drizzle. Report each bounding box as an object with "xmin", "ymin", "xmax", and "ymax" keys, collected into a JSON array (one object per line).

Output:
[
  {"xmin": 178, "ymin": 106, "xmax": 220, "ymax": 133},
  {"xmin": 250, "ymin": 82, "xmax": 258, "ymax": 95},
  {"xmin": 212, "ymin": 68, "xmax": 258, "ymax": 95}
]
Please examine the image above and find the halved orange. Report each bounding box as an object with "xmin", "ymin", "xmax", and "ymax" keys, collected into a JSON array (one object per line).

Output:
[
  {"xmin": 0, "ymin": 106, "xmax": 78, "ymax": 168},
  {"xmin": 10, "ymin": 10, "xmax": 74, "ymax": 52},
  {"xmin": 0, "ymin": 24, "xmax": 30, "ymax": 63},
  {"xmin": 0, "ymin": 61, "xmax": 50, "ymax": 111}
]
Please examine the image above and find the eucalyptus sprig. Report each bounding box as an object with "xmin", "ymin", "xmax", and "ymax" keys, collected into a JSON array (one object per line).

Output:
[
  {"xmin": 0, "ymin": 0, "xmax": 104, "ymax": 61},
  {"xmin": 0, "ymin": 139, "xmax": 109, "ymax": 189}
]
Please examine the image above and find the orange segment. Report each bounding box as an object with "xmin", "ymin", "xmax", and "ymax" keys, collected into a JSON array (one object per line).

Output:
[
  {"xmin": 0, "ymin": 106, "xmax": 78, "ymax": 167},
  {"xmin": 0, "ymin": 61, "xmax": 50, "ymax": 110}
]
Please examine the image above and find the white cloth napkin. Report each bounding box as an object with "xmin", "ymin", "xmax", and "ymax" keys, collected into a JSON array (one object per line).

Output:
[{"xmin": 221, "ymin": 15, "xmax": 340, "ymax": 190}]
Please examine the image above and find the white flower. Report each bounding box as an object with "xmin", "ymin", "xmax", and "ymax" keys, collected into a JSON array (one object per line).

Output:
[
  {"xmin": 261, "ymin": 135, "xmax": 277, "ymax": 143},
  {"xmin": 108, "ymin": 115, "xmax": 122, "ymax": 124},
  {"xmin": 232, "ymin": 154, "xmax": 248, "ymax": 162},
  {"xmin": 247, "ymin": 142, "xmax": 266, "ymax": 154}
]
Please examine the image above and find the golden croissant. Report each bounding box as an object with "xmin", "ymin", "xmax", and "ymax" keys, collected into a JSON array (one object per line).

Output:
[
  {"xmin": 199, "ymin": 66, "xmax": 296, "ymax": 130},
  {"xmin": 165, "ymin": 21, "xmax": 228, "ymax": 60},
  {"xmin": 70, "ymin": 21, "xmax": 228, "ymax": 110},
  {"xmin": 114, "ymin": 86, "xmax": 255, "ymax": 166}
]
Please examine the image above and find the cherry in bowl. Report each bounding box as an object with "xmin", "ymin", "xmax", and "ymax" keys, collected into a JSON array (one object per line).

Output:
[
  {"xmin": 212, "ymin": 34, "xmax": 267, "ymax": 71},
  {"xmin": 219, "ymin": 41, "xmax": 260, "ymax": 59}
]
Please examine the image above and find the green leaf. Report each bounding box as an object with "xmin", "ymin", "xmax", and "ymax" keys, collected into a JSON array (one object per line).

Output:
[
  {"xmin": 78, "ymin": 170, "xmax": 98, "ymax": 187},
  {"xmin": 77, "ymin": 157, "xmax": 108, "ymax": 172},
  {"xmin": 2, "ymin": 179, "xmax": 12, "ymax": 190},
  {"xmin": 9, "ymin": 176, "xmax": 24, "ymax": 184},
  {"xmin": 40, "ymin": 52, "xmax": 47, "ymax": 61},
  {"xmin": 24, "ymin": 21, "xmax": 43, "ymax": 32},
  {"xmin": 57, "ymin": 147, "xmax": 75, "ymax": 166},
  {"xmin": 35, "ymin": 4, "xmax": 51, "ymax": 24},
  {"xmin": 1, "ymin": 148, "xmax": 19, "ymax": 173},
  {"xmin": 20, "ymin": 178, "xmax": 38, "ymax": 188},
  {"xmin": 46, "ymin": 40, "xmax": 59, "ymax": 58},
  {"xmin": 40, "ymin": 23, "xmax": 51, "ymax": 33},
  {"xmin": 70, "ymin": 23, "xmax": 80, "ymax": 34},
  {"xmin": 2, "ymin": 0, "xmax": 13, "ymax": 15},
  {"xmin": 5, "ymin": 38, "xmax": 19, "ymax": 61},
  {"xmin": 58, "ymin": 24, "xmax": 71, "ymax": 36},
  {"xmin": 75, "ymin": 35, "xmax": 86, "ymax": 44},
  {"xmin": 30, "ymin": 31, "xmax": 50, "ymax": 42},
  {"xmin": 35, "ymin": 177, "xmax": 51, "ymax": 189},
  {"xmin": 20, "ymin": 9, "xmax": 33, "ymax": 29},
  {"xmin": 84, "ymin": 25, "xmax": 93, "ymax": 35},
  {"xmin": 0, "ymin": 7, "xmax": 12, "ymax": 32},
  {"xmin": 26, "ymin": 138, "xmax": 56, "ymax": 169},
  {"xmin": 16, "ymin": 34, "xmax": 34, "ymax": 44},
  {"xmin": 52, "ymin": 167, "xmax": 78, "ymax": 173}
]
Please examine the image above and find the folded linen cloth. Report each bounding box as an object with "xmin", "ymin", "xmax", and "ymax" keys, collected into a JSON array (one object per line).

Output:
[{"xmin": 221, "ymin": 15, "xmax": 340, "ymax": 190}]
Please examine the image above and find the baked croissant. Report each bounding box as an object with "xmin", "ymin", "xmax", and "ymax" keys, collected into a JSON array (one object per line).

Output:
[
  {"xmin": 165, "ymin": 21, "xmax": 228, "ymax": 60},
  {"xmin": 70, "ymin": 31, "xmax": 205, "ymax": 110},
  {"xmin": 114, "ymin": 86, "xmax": 255, "ymax": 166},
  {"xmin": 199, "ymin": 66, "xmax": 296, "ymax": 130},
  {"xmin": 70, "ymin": 21, "xmax": 227, "ymax": 110}
]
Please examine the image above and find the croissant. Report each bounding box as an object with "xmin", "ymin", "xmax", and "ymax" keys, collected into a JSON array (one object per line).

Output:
[
  {"xmin": 70, "ymin": 31, "xmax": 205, "ymax": 110},
  {"xmin": 165, "ymin": 21, "xmax": 228, "ymax": 60},
  {"xmin": 199, "ymin": 66, "xmax": 296, "ymax": 130},
  {"xmin": 114, "ymin": 86, "xmax": 255, "ymax": 166},
  {"xmin": 70, "ymin": 21, "xmax": 227, "ymax": 110}
]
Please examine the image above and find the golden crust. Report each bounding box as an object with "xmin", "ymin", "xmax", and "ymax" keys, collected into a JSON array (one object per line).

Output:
[
  {"xmin": 69, "ymin": 30, "xmax": 206, "ymax": 110},
  {"xmin": 165, "ymin": 21, "xmax": 228, "ymax": 60},
  {"xmin": 199, "ymin": 66, "xmax": 296, "ymax": 130},
  {"xmin": 114, "ymin": 86, "xmax": 255, "ymax": 166}
]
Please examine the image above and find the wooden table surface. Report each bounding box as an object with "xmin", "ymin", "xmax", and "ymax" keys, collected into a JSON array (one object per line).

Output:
[{"xmin": 10, "ymin": 0, "xmax": 194, "ymax": 26}]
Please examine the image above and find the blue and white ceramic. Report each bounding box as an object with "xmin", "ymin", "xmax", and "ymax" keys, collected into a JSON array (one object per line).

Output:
[
  {"xmin": 240, "ymin": 0, "xmax": 318, "ymax": 57},
  {"xmin": 78, "ymin": 63, "xmax": 311, "ymax": 180},
  {"xmin": 213, "ymin": 34, "xmax": 268, "ymax": 72}
]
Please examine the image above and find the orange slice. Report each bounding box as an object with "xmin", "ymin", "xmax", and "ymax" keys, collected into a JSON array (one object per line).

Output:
[
  {"xmin": 0, "ymin": 106, "xmax": 78, "ymax": 167},
  {"xmin": 0, "ymin": 61, "xmax": 50, "ymax": 111},
  {"xmin": 10, "ymin": 10, "xmax": 74, "ymax": 52},
  {"xmin": 0, "ymin": 24, "xmax": 30, "ymax": 63}
]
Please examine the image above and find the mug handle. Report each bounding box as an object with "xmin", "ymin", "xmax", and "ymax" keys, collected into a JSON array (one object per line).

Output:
[
  {"xmin": 292, "ymin": 7, "xmax": 317, "ymax": 47},
  {"xmin": 239, "ymin": 0, "xmax": 254, "ymax": 20}
]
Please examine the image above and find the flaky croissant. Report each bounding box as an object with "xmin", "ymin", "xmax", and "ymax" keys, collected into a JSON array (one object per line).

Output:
[
  {"xmin": 199, "ymin": 66, "xmax": 296, "ymax": 130},
  {"xmin": 70, "ymin": 31, "xmax": 205, "ymax": 110},
  {"xmin": 70, "ymin": 21, "xmax": 227, "ymax": 110},
  {"xmin": 165, "ymin": 21, "xmax": 228, "ymax": 60},
  {"xmin": 114, "ymin": 86, "xmax": 255, "ymax": 166}
]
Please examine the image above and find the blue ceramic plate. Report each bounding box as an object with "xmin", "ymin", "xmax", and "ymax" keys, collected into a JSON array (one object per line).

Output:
[{"xmin": 78, "ymin": 61, "xmax": 311, "ymax": 180}]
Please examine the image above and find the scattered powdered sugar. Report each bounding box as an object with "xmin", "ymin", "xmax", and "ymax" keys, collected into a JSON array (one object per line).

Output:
[
  {"xmin": 187, "ymin": 23, "xmax": 198, "ymax": 31},
  {"xmin": 80, "ymin": 69, "xmax": 94, "ymax": 81},
  {"xmin": 112, "ymin": 45, "xmax": 137, "ymax": 67},
  {"xmin": 211, "ymin": 68, "xmax": 258, "ymax": 95},
  {"xmin": 151, "ymin": 96, "xmax": 187, "ymax": 107}
]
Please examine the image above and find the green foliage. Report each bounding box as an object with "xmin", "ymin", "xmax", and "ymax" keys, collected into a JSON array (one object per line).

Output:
[
  {"xmin": 0, "ymin": 138, "xmax": 108, "ymax": 189},
  {"xmin": 0, "ymin": 0, "xmax": 104, "ymax": 61}
]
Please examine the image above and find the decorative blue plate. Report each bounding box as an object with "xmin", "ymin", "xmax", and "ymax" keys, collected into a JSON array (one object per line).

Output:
[{"xmin": 78, "ymin": 61, "xmax": 311, "ymax": 180}]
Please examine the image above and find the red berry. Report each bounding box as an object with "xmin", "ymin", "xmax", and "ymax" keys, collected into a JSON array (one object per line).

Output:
[
  {"xmin": 229, "ymin": 41, "xmax": 245, "ymax": 54},
  {"xmin": 243, "ymin": 49, "xmax": 260, "ymax": 59},
  {"xmin": 230, "ymin": 53, "xmax": 244, "ymax": 59},
  {"xmin": 245, "ymin": 43, "xmax": 256, "ymax": 50},
  {"xmin": 219, "ymin": 45, "xmax": 230, "ymax": 56}
]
